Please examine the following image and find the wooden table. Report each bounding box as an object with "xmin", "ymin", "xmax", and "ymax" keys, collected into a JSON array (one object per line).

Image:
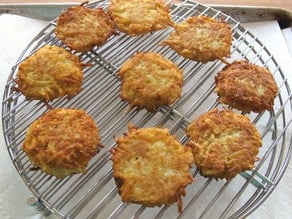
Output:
[{"xmin": 0, "ymin": 0, "xmax": 291, "ymax": 11}]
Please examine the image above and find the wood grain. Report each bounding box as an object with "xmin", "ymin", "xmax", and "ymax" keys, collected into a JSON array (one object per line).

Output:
[
  {"xmin": 0, "ymin": 0, "xmax": 291, "ymax": 11},
  {"xmin": 199, "ymin": 0, "xmax": 292, "ymax": 11}
]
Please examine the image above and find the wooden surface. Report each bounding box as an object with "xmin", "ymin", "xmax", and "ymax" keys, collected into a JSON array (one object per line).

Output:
[
  {"xmin": 199, "ymin": 0, "xmax": 292, "ymax": 11},
  {"xmin": 0, "ymin": 0, "xmax": 291, "ymax": 11}
]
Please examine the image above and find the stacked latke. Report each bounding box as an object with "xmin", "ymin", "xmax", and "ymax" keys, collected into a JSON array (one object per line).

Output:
[
  {"xmin": 108, "ymin": 0, "xmax": 173, "ymax": 35},
  {"xmin": 16, "ymin": 45, "xmax": 83, "ymax": 102},
  {"xmin": 118, "ymin": 52, "xmax": 183, "ymax": 111},
  {"xmin": 55, "ymin": 5, "xmax": 116, "ymax": 52},
  {"xmin": 111, "ymin": 125, "xmax": 193, "ymax": 212},
  {"xmin": 23, "ymin": 108, "xmax": 101, "ymax": 179},
  {"xmin": 162, "ymin": 16, "xmax": 232, "ymax": 63},
  {"xmin": 215, "ymin": 61, "xmax": 279, "ymax": 113},
  {"xmin": 186, "ymin": 108, "xmax": 262, "ymax": 180}
]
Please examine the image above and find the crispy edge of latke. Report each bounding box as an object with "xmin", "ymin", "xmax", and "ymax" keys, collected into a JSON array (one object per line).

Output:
[
  {"xmin": 110, "ymin": 124, "xmax": 193, "ymax": 212},
  {"xmin": 23, "ymin": 108, "xmax": 101, "ymax": 179},
  {"xmin": 108, "ymin": 0, "xmax": 174, "ymax": 36},
  {"xmin": 118, "ymin": 52, "xmax": 183, "ymax": 112},
  {"xmin": 214, "ymin": 60, "xmax": 279, "ymax": 113},
  {"xmin": 55, "ymin": 5, "xmax": 116, "ymax": 52},
  {"xmin": 15, "ymin": 45, "xmax": 84, "ymax": 103},
  {"xmin": 186, "ymin": 108, "xmax": 262, "ymax": 180},
  {"xmin": 161, "ymin": 16, "xmax": 232, "ymax": 63}
]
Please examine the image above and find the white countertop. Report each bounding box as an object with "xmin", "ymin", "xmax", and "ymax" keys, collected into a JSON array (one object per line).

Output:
[{"xmin": 0, "ymin": 14, "xmax": 291, "ymax": 219}]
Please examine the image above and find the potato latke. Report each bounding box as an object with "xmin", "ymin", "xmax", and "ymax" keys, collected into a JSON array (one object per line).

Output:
[
  {"xmin": 108, "ymin": 0, "xmax": 173, "ymax": 35},
  {"xmin": 23, "ymin": 108, "xmax": 100, "ymax": 179},
  {"xmin": 118, "ymin": 52, "xmax": 183, "ymax": 111},
  {"xmin": 215, "ymin": 61, "xmax": 279, "ymax": 113},
  {"xmin": 186, "ymin": 108, "xmax": 262, "ymax": 180},
  {"xmin": 162, "ymin": 16, "xmax": 232, "ymax": 63},
  {"xmin": 16, "ymin": 45, "xmax": 83, "ymax": 102},
  {"xmin": 55, "ymin": 5, "xmax": 116, "ymax": 52},
  {"xmin": 111, "ymin": 125, "xmax": 193, "ymax": 212}
]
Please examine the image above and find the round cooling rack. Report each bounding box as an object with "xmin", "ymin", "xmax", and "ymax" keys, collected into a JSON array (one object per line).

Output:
[{"xmin": 2, "ymin": 0, "xmax": 292, "ymax": 218}]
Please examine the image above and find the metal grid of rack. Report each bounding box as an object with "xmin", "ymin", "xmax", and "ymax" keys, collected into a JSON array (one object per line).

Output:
[{"xmin": 2, "ymin": 0, "xmax": 292, "ymax": 218}]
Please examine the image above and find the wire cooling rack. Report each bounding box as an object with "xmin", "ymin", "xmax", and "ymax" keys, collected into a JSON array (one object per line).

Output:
[{"xmin": 2, "ymin": 0, "xmax": 292, "ymax": 218}]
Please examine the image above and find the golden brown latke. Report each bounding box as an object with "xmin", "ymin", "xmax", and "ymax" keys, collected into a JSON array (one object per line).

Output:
[
  {"xmin": 23, "ymin": 108, "xmax": 101, "ymax": 179},
  {"xmin": 16, "ymin": 45, "xmax": 83, "ymax": 102},
  {"xmin": 111, "ymin": 125, "xmax": 193, "ymax": 212},
  {"xmin": 186, "ymin": 108, "xmax": 262, "ymax": 180},
  {"xmin": 162, "ymin": 16, "xmax": 232, "ymax": 63},
  {"xmin": 118, "ymin": 52, "xmax": 183, "ymax": 111},
  {"xmin": 55, "ymin": 5, "xmax": 116, "ymax": 52},
  {"xmin": 108, "ymin": 0, "xmax": 173, "ymax": 36},
  {"xmin": 215, "ymin": 60, "xmax": 279, "ymax": 113}
]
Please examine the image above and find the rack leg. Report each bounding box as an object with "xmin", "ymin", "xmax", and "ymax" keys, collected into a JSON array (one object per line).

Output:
[{"xmin": 27, "ymin": 196, "xmax": 52, "ymax": 216}]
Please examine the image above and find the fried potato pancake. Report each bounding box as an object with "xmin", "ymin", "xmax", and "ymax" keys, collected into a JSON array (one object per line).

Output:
[
  {"xmin": 186, "ymin": 108, "xmax": 262, "ymax": 180},
  {"xmin": 118, "ymin": 52, "xmax": 183, "ymax": 111},
  {"xmin": 55, "ymin": 6, "xmax": 116, "ymax": 52},
  {"xmin": 16, "ymin": 45, "xmax": 83, "ymax": 101},
  {"xmin": 108, "ymin": 0, "xmax": 173, "ymax": 35},
  {"xmin": 215, "ymin": 61, "xmax": 279, "ymax": 113},
  {"xmin": 23, "ymin": 108, "xmax": 101, "ymax": 179},
  {"xmin": 111, "ymin": 125, "xmax": 193, "ymax": 212},
  {"xmin": 162, "ymin": 16, "xmax": 232, "ymax": 63}
]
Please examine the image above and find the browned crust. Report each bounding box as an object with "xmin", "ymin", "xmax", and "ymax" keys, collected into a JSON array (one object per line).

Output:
[
  {"xmin": 108, "ymin": 0, "xmax": 173, "ymax": 36},
  {"xmin": 55, "ymin": 6, "xmax": 116, "ymax": 52},
  {"xmin": 186, "ymin": 108, "xmax": 262, "ymax": 180},
  {"xmin": 111, "ymin": 125, "xmax": 193, "ymax": 212},
  {"xmin": 118, "ymin": 52, "xmax": 183, "ymax": 111},
  {"xmin": 23, "ymin": 108, "xmax": 100, "ymax": 178},
  {"xmin": 16, "ymin": 45, "xmax": 83, "ymax": 101},
  {"xmin": 162, "ymin": 16, "xmax": 232, "ymax": 63},
  {"xmin": 215, "ymin": 60, "xmax": 279, "ymax": 113}
]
